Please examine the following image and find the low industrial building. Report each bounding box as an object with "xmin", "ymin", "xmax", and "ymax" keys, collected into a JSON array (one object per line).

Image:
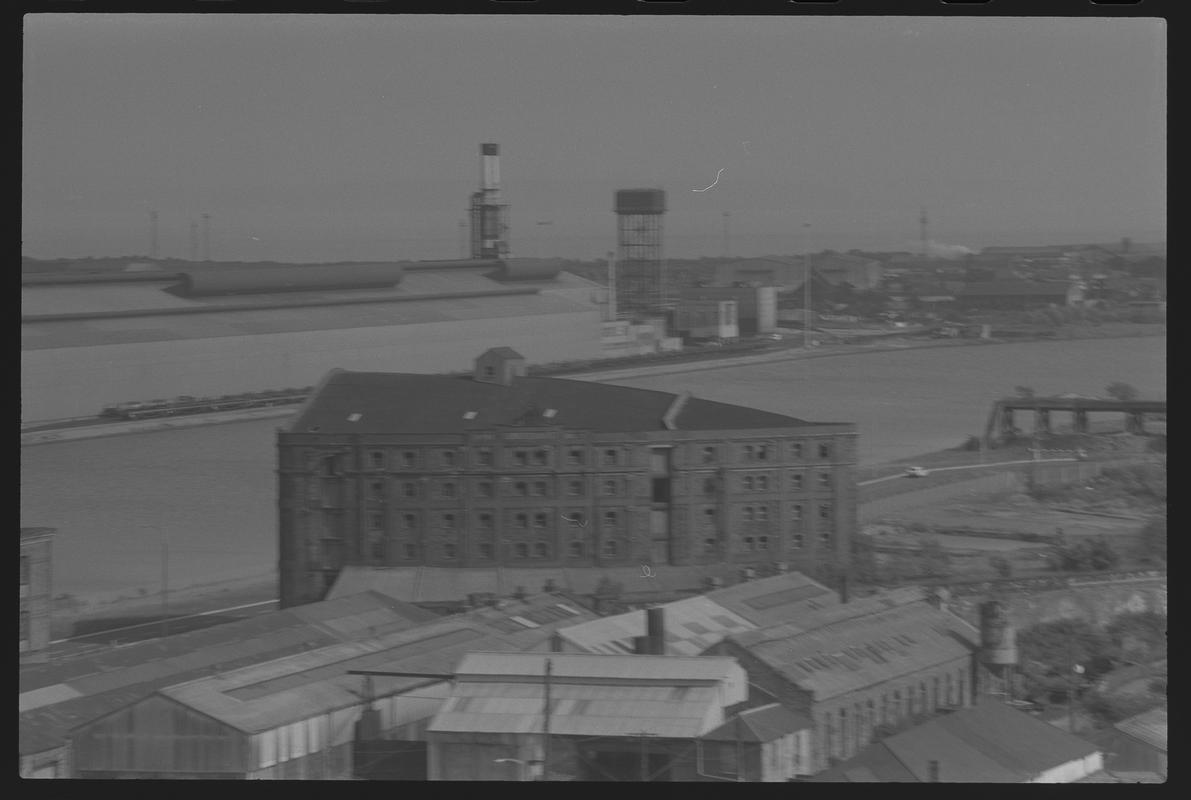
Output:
[
  {"xmin": 278, "ymin": 346, "xmax": 858, "ymax": 607},
  {"xmin": 672, "ymin": 298, "xmax": 739, "ymax": 342},
  {"xmin": 19, "ymin": 591, "xmax": 437, "ymax": 779},
  {"xmin": 676, "ymin": 285, "xmax": 777, "ymax": 337},
  {"xmin": 425, "ymin": 652, "xmax": 748, "ymax": 781},
  {"xmin": 19, "ymin": 527, "xmax": 55, "ymax": 660},
  {"xmin": 62, "ymin": 592, "xmax": 599, "ymax": 779},
  {"xmin": 699, "ymin": 702, "xmax": 813, "ymax": 782},
  {"xmin": 21, "ymin": 258, "xmax": 604, "ymax": 424},
  {"xmin": 1084, "ymin": 704, "xmax": 1167, "ymax": 782},
  {"xmin": 714, "ymin": 254, "xmax": 882, "ymax": 292},
  {"xmin": 706, "ymin": 591, "xmax": 981, "ymax": 774},
  {"xmin": 813, "ymin": 699, "xmax": 1104, "ymax": 782},
  {"xmin": 955, "ymin": 280, "xmax": 1083, "ymax": 310}
]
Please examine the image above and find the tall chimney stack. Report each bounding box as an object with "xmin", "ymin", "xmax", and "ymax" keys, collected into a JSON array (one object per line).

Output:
[{"xmin": 646, "ymin": 606, "xmax": 665, "ymax": 656}]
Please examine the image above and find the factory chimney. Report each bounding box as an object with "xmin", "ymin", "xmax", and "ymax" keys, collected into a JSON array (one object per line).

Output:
[{"xmin": 634, "ymin": 606, "xmax": 666, "ymax": 655}]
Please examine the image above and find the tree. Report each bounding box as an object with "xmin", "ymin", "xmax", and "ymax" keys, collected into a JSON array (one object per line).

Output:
[
  {"xmin": 1105, "ymin": 382, "xmax": 1139, "ymax": 402},
  {"xmin": 1105, "ymin": 611, "xmax": 1167, "ymax": 663},
  {"xmin": 1018, "ymin": 619, "xmax": 1119, "ymax": 702}
]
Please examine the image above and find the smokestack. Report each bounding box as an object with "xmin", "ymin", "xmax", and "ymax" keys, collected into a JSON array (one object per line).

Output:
[
  {"xmin": 646, "ymin": 606, "xmax": 665, "ymax": 655},
  {"xmin": 928, "ymin": 760, "xmax": 940, "ymax": 782}
]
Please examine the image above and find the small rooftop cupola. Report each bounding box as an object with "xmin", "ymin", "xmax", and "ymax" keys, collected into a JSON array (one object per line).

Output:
[{"xmin": 474, "ymin": 346, "xmax": 527, "ymax": 386}]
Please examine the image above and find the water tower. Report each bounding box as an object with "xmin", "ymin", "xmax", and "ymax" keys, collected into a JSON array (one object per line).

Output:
[
  {"xmin": 979, "ymin": 599, "xmax": 1020, "ymax": 700},
  {"xmin": 614, "ymin": 188, "xmax": 667, "ymax": 319},
  {"xmin": 469, "ymin": 143, "xmax": 509, "ymax": 259}
]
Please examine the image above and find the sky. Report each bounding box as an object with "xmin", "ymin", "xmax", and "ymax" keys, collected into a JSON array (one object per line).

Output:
[{"xmin": 22, "ymin": 14, "xmax": 1166, "ymax": 262}]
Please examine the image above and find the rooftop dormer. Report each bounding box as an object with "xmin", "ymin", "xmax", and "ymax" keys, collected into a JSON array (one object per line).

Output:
[{"xmin": 474, "ymin": 347, "xmax": 527, "ymax": 386}]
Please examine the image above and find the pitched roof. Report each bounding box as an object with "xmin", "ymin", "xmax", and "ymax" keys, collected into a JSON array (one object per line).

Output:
[
  {"xmin": 817, "ymin": 700, "xmax": 1102, "ymax": 782},
  {"xmin": 19, "ymin": 591, "xmax": 436, "ymax": 755},
  {"xmin": 428, "ymin": 652, "xmax": 743, "ymax": 739},
  {"xmin": 556, "ymin": 572, "xmax": 838, "ymax": 656},
  {"xmin": 288, "ymin": 370, "xmax": 812, "ymax": 435},
  {"xmin": 726, "ymin": 596, "xmax": 978, "ymax": 701},
  {"xmin": 150, "ymin": 594, "xmax": 600, "ymax": 733},
  {"xmin": 702, "ymin": 703, "xmax": 812, "ymax": 743},
  {"xmin": 1114, "ymin": 705, "xmax": 1167, "ymax": 752}
]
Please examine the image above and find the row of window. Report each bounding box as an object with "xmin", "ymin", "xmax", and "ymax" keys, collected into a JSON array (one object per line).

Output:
[
  {"xmin": 355, "ymin": 472, "xmax": 834, "ymax": 502},
  {"xmin": 359, "ymin": 538, "xmax": 623, "ymax": 562},
  {"xmin": 363, "ymin": 504, "xmax": 833, "ymax": 532},
  {"xmin": 320, "ymin": 439, "xmax": 839, "ymax": 474},
  {"xmin": 702, "ymin": 531, "xmax": 832, "ymax": 553}
]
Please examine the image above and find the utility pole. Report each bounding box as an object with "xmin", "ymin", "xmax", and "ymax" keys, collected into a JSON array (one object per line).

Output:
[
  {"xmin": 459, "ymin": 219, "xmax": 467, "ymax": 260},
  {"xmin": 201, "ymin": 213, "xmax": 211, "ymax": 261},
  {"xmin": 803, "ymin": 251, "xmax": 813, "ymax": 350},
  {"xmin": 542, "ymin": 658, "xmax": 552, "ymax": 781},
  {"xmin": 160, "ymin": 537, "xmax": 169, "ymax": 638},
  {"xmin": 606, "ymin": 251, "xmax": 618, "ymax": 322}
]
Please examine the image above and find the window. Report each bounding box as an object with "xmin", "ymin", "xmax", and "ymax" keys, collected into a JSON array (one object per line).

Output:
[
  {"xmin": 704, "ymin": 508, "xmax": 717, "ymax": 523},
  {"xmin": 742, "ymin": 444, "xmax": 755, "ymax": 462},
  {"xmin": 602, "ymin": 449, "xmax": 618, "ymax": 466},
  {"xmin": 483, "ymin": 365, "xmax": 496, "ymax": 379},
  {"xmin": 476, "ymin": 449, "xmax": 493, "ymax": 467},
  {"xmin": 514, "ymin": 481, "xmax": 528, "ymax": 496},
  {"xmin": 402, "ymin": 451, "xmax": 417, "ymax": 468},
  {"xmin": 790, "ymin": 442, "xmax": 803, "ymax": 460},
  {"xmin": 757, "ymin": 445, "xmax": 769, "ymax": 461},
  {"xmin": 403, "ymin": 482, "xmax": 418, "ymax": 499},
  {"xmin": 478, "ymin": 542, "xmax": 493, "ymax": 560},
  {"xmin": 567, "ymin": 449, "xmax": 585, "ymax": 466},
  {"xmin": 401, "ymin": 513, "xmax": 417, "ymax": 529},
  {"xmin": 513, "ymin": 450, "xmax": 529, "ymax": 467},
  {"xmin": 819, "ymin": 442, "xmax": 832, "ymax": 459},
  {"xmin": 602, "ymin": 540, "xmax": 618, "ymax": 556},
  {"xmin": 743, "ymin": 476, "xmax": 754, "ymax": 492},
  {"xmin": 369, "ymin": 451, "xmax": 385, "ymax": 469},
  {"xmin": 319, "ymin": 456, "xmax": 339, "ymax": 477},
  {"xmin": 368, "ymin": 512, "xmax": 385, "ymax": 530},
  {"xmin": 744, "ymin": 536, "xmax": 755, "ymax": 551},
  {"xmin": 532, "ymin": 449, "xmax": 550, "ymax": 466},
  {"xmin": 402, "ymin": 543, "xmax": 418, "ymax": 559},
  {"xmin": 757, "ymin": 505, "xmax": 769, "ymax": 522},
  {"xmin": 790, "ymin": 504, "xmax": 803, "ymax": 521},
  {"xmin": 568, "ymin": 541, "xmax": 584, "ymax": 557},
  {"xmin": 791, "ymin": 533, "xmax": 804, "ymax": 549},
  {"xmin": 442, "ymin": 543, "xmax": 456, "ymax": 559},
  {"xmin": 533, "ymin": 542, "xmax": 549, "ymax": 559},
  {"xmin": 567, "ymin": 480, "xmax": 583, "ymax": 496},
  {"xmin": 515, "ymin": 513, "xmax": 529, "ymax": 529},
  {"xmin": 703, "ymin": 538, "xmax": 717, "ymax": 554},
  {"xmin": 602, "ymin": 511, "xmax": 618, "ymax": 528},
  {"xmin": 478, "ymin": 513, "xmax": 494, "ymax": 530},
  {"xmin": 703, "ymin": 477, "xmax": 717, "ymax": 495},
  {"xmin": 757, "ymin": 536, "xmax": 768, "ymax": 550},
  {"xmin": 818, "ymin": 472, "xmax": 832, "ymax": 490},
  {"xmin": 442, "ymin": 513, "xmax": 457, "ymax": 529},
  {"xmin": 515, "ymin": 542, "xmax": 530, "ymax": 559},
  {"xmin": 743, "ymin": 507, "xmax": 754, "ymax": 522},
  {"xmin": 532, "ymin": 481, "xmax": 547, "ymax": 497},
  {"xmin": 533, "ymin": 512, "xmax": 548, "ymax": 528},
  {"xmin": 441, "ymin": 482, "xmax": 457, "ymax": 499},
  {"xmin": 790, "ymin": 473, "xmax": 804, "ymax": 491},
  {"xmin": 477, "ymin": 482, "xmax": 494, "ymax": 498},
  {"xmin": 565, "ymin": 511, "xmax": 586, "ymax": 527},
  {"xmin": 701, "ymin": 446, "xmax": 717, "ymax": 464},
  {"xmin": 819, "ymin": 503, "xmax": 832, "ymax": 521},
  {"xmin": 442, "ymin": 451, "xmax": 457, "ymax": 468},
  {"xmin": 819, "ymin": 531, "xmax": 832, "ymax": 547},
  {"xmin": 369, "ymin": 481, "xmax": 385, "ymax": 500},
  {"xmin": 602, "ymin": 480, "xmax": 618, "ymax": 496},
  {"xmin": 757, "ymin": 475, "xmax": 769, "ymax": 491}
]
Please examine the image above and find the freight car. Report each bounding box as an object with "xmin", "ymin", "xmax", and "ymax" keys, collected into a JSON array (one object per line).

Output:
[{"xmin": 99, "ymin": 387, "xmax": 312, "ymax": 420}]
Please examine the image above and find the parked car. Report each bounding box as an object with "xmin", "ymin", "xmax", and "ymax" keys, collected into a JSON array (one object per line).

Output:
[{"xmin": 904, "ymin": 466, "xmax": 929, "ymax": 478}]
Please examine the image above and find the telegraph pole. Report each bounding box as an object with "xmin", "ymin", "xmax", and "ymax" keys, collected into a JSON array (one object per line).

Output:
[
  {"xmin": 803, "ymin": 251, "xmax": 813, "ymax": 349},
  {"xmin": 606, "ymin": 251, "xmax": 618, "ymax": 321},
  {"xmin": 160, "ymin": 537, "xmax": 169, "ymax": 638}
]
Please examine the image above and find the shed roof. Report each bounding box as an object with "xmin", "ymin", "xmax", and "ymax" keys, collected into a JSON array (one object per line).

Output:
[
  {"xmin": 1113, "ymin": 705, "xmax": 1167, "ymax": 752},
  {"xmin": 702, "ymin": 703, "xmax": 812, "ymax": 743},
  {"xmin": 152, "ymin": 594, "xmax": 600, "ymax": 733},
  {"xmin": 18, "ymin": 591, "xmax": 435, "ymax": 755},
  {"xmin": 726, "ymin": 597, "xmax": 978, "ymax": 701},
  {"xmin": 289, "ymin": 370, "xmax": 812, "ymax": 435},
  {"xmin": 817, "ymin": 700, "xmax": 1100, "ymax": 782}
]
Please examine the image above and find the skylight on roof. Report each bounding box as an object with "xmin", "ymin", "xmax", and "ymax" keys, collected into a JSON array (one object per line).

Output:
[
  {"xmin": 510, "ymin": 615, "xmax": 540, "ymax": 629},
  {"xmin": 554, "ymin": 604, "xmax": 582, "ymax": 616},
  {"xmin": 346, "ymin": 413, "xmax": 362, "ymax": 423},
  {"xmin": 463, "ymin": 411, "xmax": 478, "ymax": 420}
]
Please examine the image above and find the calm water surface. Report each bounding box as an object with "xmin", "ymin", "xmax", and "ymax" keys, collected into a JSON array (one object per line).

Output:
[{"xmin": 21, "ymin": 337, "xmax": 1165, "ymax": 600}]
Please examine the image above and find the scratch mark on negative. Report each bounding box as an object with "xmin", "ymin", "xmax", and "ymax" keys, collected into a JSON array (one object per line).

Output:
[{"xmin": 692, "ymin": 168, "xmax": 725, "ymax": 193}]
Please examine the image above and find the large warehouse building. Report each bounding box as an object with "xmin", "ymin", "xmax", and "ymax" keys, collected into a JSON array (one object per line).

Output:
[
  {"xmin": 21, "ymin": 259, "xmax": 605, "ymax": 424},
  {"xmin": 277, "ymin": 347, "xmax": 858, "ymax": 607}
]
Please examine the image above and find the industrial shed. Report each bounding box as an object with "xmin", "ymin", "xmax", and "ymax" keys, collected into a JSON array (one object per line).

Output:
[{"xmin": 21, "ymin": 259, "xmax": 604, "ymax": 423}]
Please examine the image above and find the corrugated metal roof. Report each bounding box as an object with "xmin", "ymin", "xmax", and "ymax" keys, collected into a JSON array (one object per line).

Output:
[
  {"xmin": 453, "ymin": 651, "xmax": 740, "ymax": 684},
  {"xmin": 429, "ymin": 680, "xmax": 721, "ymax": 738},
  {"xmin": 1114, "ymin": 705, "xmax": 1167, "ymax": 752},
  {"xmin": 729, "ymin": 599, "xmax": 978, "ymax": 701},
  {"xmin": 558, "ymin": 595, "xmax": 754, "ymax": 657}
]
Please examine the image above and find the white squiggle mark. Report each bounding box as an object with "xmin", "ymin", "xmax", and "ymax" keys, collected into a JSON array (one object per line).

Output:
[
  {"xmin": 692, "ymin": 168, "xmax": 725, "ymax": 193},
  {"xmin": 641, "ymin": 565, "xmax": 656, "ymax": 578}
]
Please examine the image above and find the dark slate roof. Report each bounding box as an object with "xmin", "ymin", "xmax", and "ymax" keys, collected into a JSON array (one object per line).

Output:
[
  {"xmin": 702, "ymin": 703, "xmax": 812, "ymax": 743},
  {"xmin": 289, "ymin": 371, "xmax": 812, "ymax": 435},
  {"xmin": 815, "ymin": 700, "xmax": 1100, "ymax": 782}
]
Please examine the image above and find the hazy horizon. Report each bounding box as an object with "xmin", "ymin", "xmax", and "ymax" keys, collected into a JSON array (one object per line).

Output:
[{"xmin": 23, "ymin": 15, "xmax": 1166, "ymax": 262}]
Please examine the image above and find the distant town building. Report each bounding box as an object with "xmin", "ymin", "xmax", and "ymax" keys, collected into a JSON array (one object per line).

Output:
[
  {"xmin": 19, "ymin": 527, "xmax": 54, "ymax": 660},
  {"xmin": 813, "ymin": 699, "xmax": 1104, "ymax": 782},
  {"xmin": 277, "ymin": 347, "xmax": 858, "ymax": 607},
  {"xmin": 672, "ymin": 298, "xmax": 739, "ymax": 342},
  {"xmin": 956, "ymin": 280, "xmax": 1083, "ymax": 310},
  {"xmin": 676, "ymin": 285, "xmax": 777, "ymax": 336}
]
